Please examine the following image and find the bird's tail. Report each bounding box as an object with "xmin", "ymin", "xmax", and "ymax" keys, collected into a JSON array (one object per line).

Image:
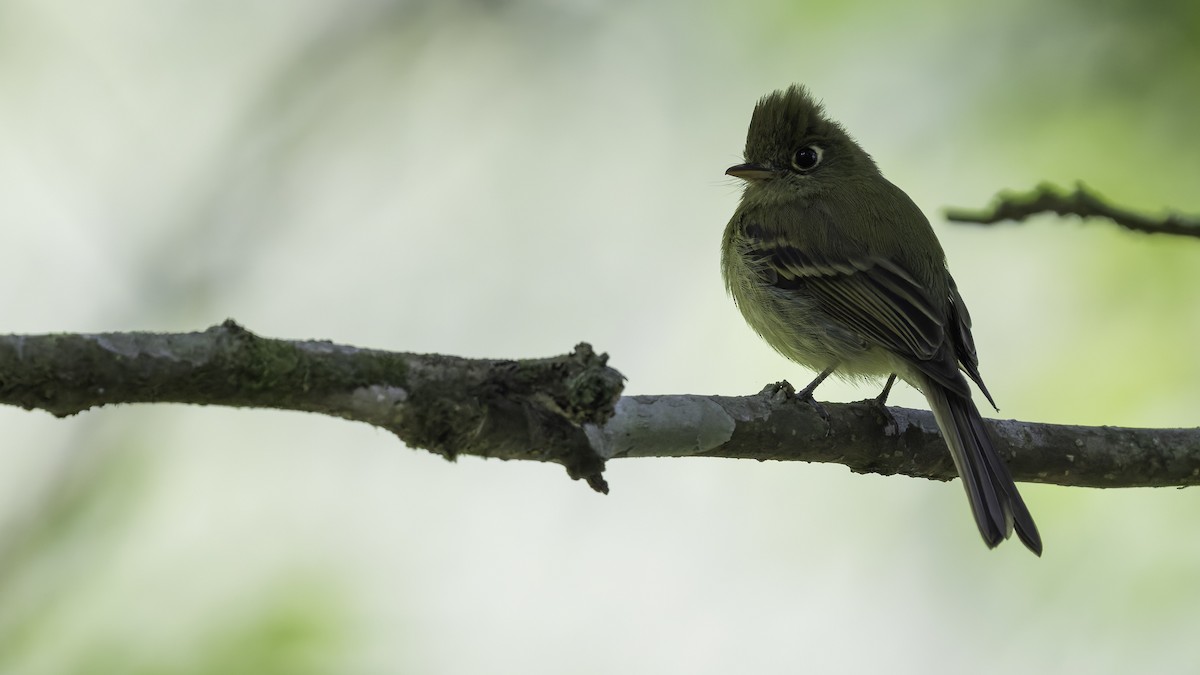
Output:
[{"xmin": 922, "ymin": 376, "xmax": 1042, "ymax": 555}]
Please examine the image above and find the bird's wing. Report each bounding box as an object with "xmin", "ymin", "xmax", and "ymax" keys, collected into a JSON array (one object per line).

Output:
[
  {"xmin": 947, "ymin": 275, "xmax": 997, "ymax": 409},
  {"xmin": 747, "ymin": 239, "xmax": 970, "ymax": 397}
]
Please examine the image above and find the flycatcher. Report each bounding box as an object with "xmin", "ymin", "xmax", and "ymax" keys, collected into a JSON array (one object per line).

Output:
[{"xmin": 722, "ymin": 85, "xmax": 1041, "ymax": 554}]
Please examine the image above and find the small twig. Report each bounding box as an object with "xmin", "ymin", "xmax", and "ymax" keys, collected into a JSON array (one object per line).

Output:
[{"xmin": 945, "ymin": 181, "xmax": 1200, "ymax": 239}]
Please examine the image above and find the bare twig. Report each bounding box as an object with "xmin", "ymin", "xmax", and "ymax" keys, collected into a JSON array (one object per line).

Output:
[{"xmin": 945, "ymin": 182, "xmax": 1200, "ymax": 239}]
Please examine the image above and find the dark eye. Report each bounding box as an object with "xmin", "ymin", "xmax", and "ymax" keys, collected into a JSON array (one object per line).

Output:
[{"xmin": 791, "ymin": 145, "xmax": 823, "ymax": 172}]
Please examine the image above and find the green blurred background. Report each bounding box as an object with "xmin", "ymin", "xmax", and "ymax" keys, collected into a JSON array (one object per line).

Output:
[{"xmin": 1, "ymin": 0, "xmax": 1199, "ymax": 673}]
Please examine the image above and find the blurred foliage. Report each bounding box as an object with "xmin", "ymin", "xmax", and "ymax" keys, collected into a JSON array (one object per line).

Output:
[
  {"xmin": 0, "ymin": 439, "xmax": 345, "ymax": 674},
  {"xmin": 77, "ymin": 588, "xmax": 345, "ymax": 675},
  {"xmin": 0, "ymin": 443, "xmax": 148, "ymax": 670}
]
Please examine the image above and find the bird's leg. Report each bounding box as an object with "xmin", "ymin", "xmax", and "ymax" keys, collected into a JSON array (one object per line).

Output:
[
  {"xmin": 875, "ymin": 374, "xmax": 897, "ymax": 406},
  {"xmin": 796, "ymin": 366, "xmax": 835, "ymax": 400},
  {"xmin": 795, "ymin": 366, "xmax": 836, "ymax": 419},
  {"xmin": 864, "ymin": 374, "xmax": 899, "ymax": 432}
]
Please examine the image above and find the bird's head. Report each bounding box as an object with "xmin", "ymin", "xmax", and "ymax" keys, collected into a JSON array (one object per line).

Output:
[{"xmin": 727, "ymin": 85, "xmax": 878, "ymax": 203}]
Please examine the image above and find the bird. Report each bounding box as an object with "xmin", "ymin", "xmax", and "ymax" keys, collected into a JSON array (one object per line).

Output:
[{"xmin": 721, "ymin": 85, "xmax": 1041, "ymax": 554}]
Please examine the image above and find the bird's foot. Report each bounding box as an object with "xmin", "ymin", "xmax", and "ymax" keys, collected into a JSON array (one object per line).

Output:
[{"xmin": 793, "ymin": 381, "xmax": 829, "ymax": 420}]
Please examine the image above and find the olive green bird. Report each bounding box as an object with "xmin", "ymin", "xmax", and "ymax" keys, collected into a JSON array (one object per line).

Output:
[{"xmin": 722, "ymin": 85, "xmax": 1041, "ymax": 554}]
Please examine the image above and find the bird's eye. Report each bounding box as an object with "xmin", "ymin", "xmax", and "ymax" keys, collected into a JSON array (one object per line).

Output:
[{"xmin": 791, "ymin": 145, "xmax": 823, "ymax": 172}]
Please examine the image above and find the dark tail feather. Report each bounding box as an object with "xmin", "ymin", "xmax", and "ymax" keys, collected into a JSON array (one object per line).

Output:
[{"xmin": 923, "ymin": 377, "xmax": 1042, "ymax": 556}]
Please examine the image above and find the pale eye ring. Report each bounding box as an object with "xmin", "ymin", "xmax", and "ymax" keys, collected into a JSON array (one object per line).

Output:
[{"xmin": 791, "ymin": 145, "xmax": 823, "ymax": 172}]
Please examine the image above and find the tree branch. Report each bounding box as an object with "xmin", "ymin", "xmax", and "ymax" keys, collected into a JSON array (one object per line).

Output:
[
  {"xmin": 945, "ymin": 181, "xmax": 1200, "ymax": 239},
  {"xmin": 587, "ymin": 383, "xmax": 1200, "ymax": 488},
  {"xmin": 0, "ymin": 320, "xmax": 624, "ymax": 493},
  {"xmin": 2, "ymin": 322, "xmax": 1197, "ymax": 489}
]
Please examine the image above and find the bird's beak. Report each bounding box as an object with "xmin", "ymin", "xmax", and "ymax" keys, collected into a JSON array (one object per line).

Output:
[{"xmin": 725, "ymin": 162, "xmax": 776, "ymax": 181}]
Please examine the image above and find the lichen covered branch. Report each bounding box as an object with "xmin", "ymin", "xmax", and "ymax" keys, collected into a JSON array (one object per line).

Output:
[
  {"xmin": 0, "ymin": 320, "xmax": 624, "ymax": 492},
  {"xmin": 2, "ymin": 323, "xmax": 1198, "ymax": 490},
  {"xmin": 586, "ymin": 383, "xmax": 1200, "ymax": 488}
]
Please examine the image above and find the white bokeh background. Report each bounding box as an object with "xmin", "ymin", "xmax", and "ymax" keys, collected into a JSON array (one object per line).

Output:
[{"xmin": 2, "ymin": 1, "xmax": 1200, "ymax": 673}]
